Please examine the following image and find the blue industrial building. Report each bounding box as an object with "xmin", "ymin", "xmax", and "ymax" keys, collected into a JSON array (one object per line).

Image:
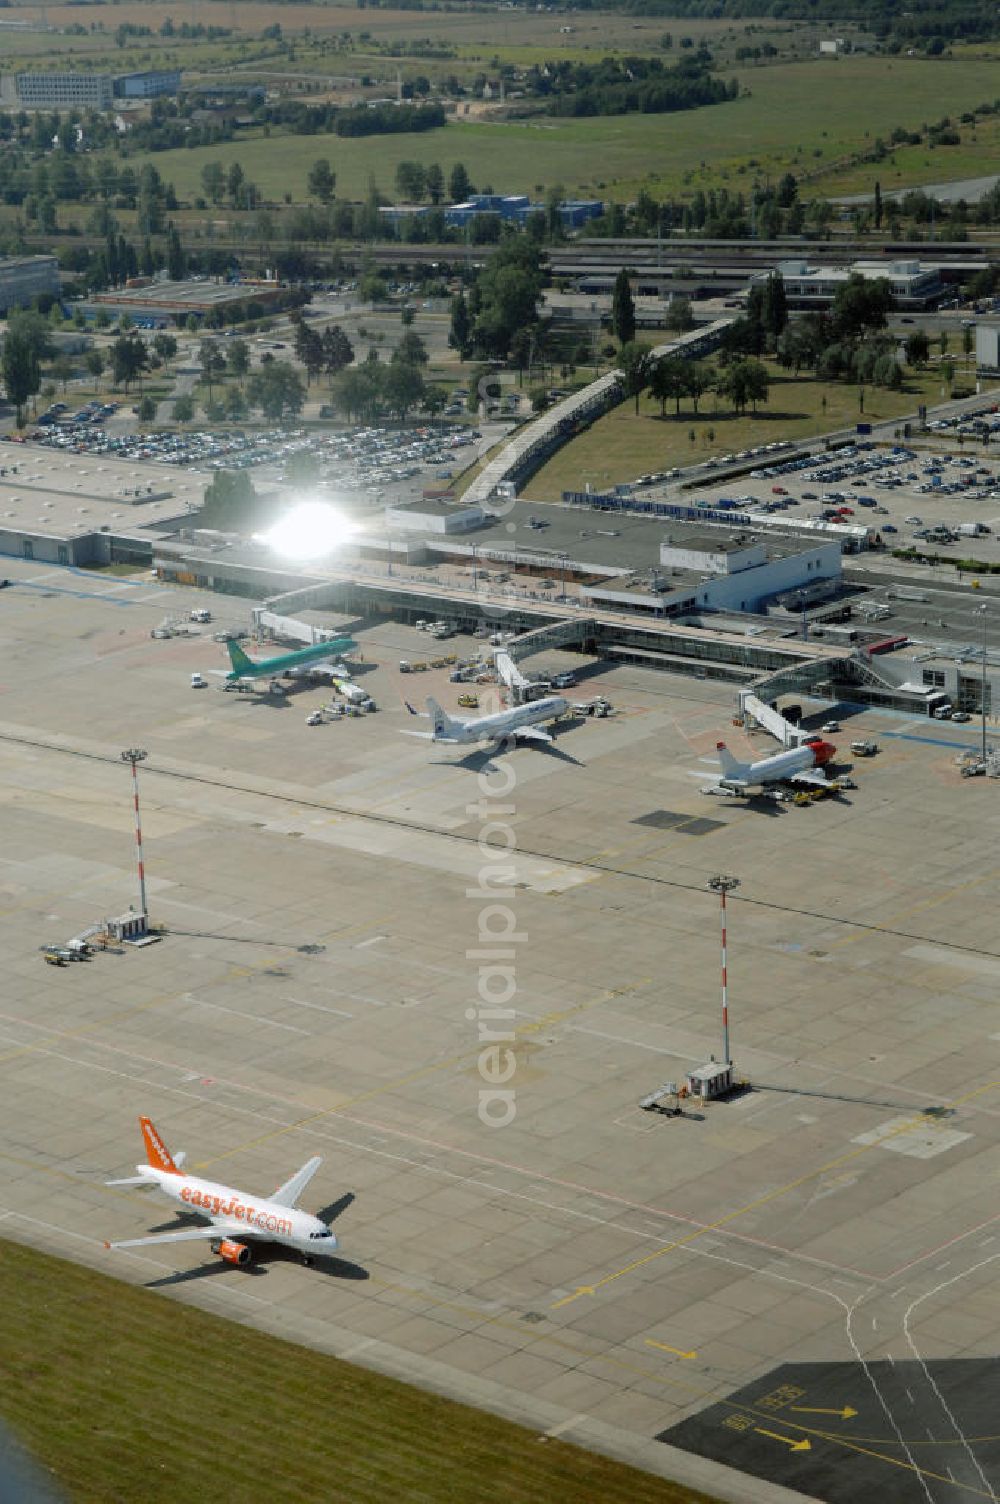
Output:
[{"xmin": 378, "ymin": 193, "xmax": 604, "ymax": 235}]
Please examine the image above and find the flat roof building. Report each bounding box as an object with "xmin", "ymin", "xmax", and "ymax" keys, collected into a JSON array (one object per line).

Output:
[
  {"xmin": 0, "ymin": 255, "xmax": 60, "ymax": 315},
  {"xmin": 15, "ymin": 72, "xmax": 114, "ymax": 110},
  {"xmin": 114, "ymin": 70, "xmax": 181, "ymax": 99},
  {"xmin": 761, "ymin": 258, "xmax": 942, "ymax": 311}
]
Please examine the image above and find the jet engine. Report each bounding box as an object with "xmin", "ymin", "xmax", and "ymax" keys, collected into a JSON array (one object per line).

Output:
[{"xmin": 212, "ymin": 1238, "xmax": 251, "ymax": 1266}]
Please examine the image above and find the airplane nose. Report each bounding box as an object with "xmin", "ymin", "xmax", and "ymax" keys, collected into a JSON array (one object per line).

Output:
[{"xmin": 327, "ymin": 1230, "xmax": 338, "ymax": 1249}]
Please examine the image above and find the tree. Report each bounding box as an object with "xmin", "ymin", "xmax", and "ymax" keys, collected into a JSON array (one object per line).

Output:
[
  {"xmin": 225, "ymin": 386, "xmax": 248, "ymax": 421},
  {"xmin": 307, "ymin": 159, "xmax": 336, "ymax": 205},
  {"xmin": 449, "ymin": 293, "xmax": 472, "ymax": 361},
  {"xmin": 611, "ymin": 268, "xmax": 636, "ymax": 347},
  {"xmin": 831, "ymin": 274, "xmax": 894, "ymax": 340},
  {"xmin": 664, "ymin": 294, "xmax": 694, "ymax": 334},
  {"xmin": 321, "ymin": 325, "xmax": 353, "ymax": 379},
  {"xmin": 201, "ymin": 162, "xmax": 226, "ymax": 206},
  {"xmin": 246, "ymin": 361, "xmax": 306, "ymax": 419},
  {"xmin": 52, "ymin": 356, "xmax": 74, "ymax": 393},
  {"xmin": 138, "ymin": 395, "xmax": 157, "ymax": 424},
  {"xmin": 394, "ymin": 331, "xmax": 428, "ymax": 366},
  {"xmin": 649, "ymin": 356, "xmax": 689, "ymax": 416},
  {"xmin": 383, "ymin": 361, "xmax": 426, "ymax": 419},
  {"xmin": 226, "ymin": 338, "xmax": 250, "ymax": 382},
  {"xmin": 719, "ymin": 357, "xmax": 769, "ymax": 415},
  {"xmin": 173, "ymin": 394, "xmax": 195, "ymax": 423},
  {"xmin": 226, "ymin": 162, "xmax": 245, "ymax": 207},
  {"xmin": 110, "ymin": 332, "xmax": 149, "ymax": 393},
  {"xmin": 85, "ymin": 349, "xmax": 105, "ymax": 390},
  {"xmin": 199, "ymin": 338, "xmax": 225, "ymax": 398},
  {"xmin": 761, "ymin": 271, "xmax": 788, "ymax": 344},
  {"xmin": 687, "ymin": 365, "xmax": 714, "ymax": 414},
  {"xmin": 904, "ymin": 330, "xmax": 931, "ymax": 367},
  {"xmin": 395, "ymin": 161, "xmax": 426, "ymax": 202},
  {"xmin": 335, "ymin": 364, "xmax": 382, "ymax": 422},
  {"xmin": 448, "ymin": 162, "xmax": 472, "ymax": 203},
  {"xmin": 167, "ymin": 228, "xmax": 185, "ymax": 282},
  {"xmin": 299, "ymin": 327, "xmax": 325, "ymax": 384},
  {"xmin": 1, "ymin": 331, "xmax": 40, "ymax": 426},
  {"xmin": 619, "ymin": 340, "xmax": 653, "ymax": 415},
  {"xmin": 426, "ymin": 163, "xmax": 444, "ymax": 205},
  {"xmin": 471, "ymin": 241, "xmax": 544, "ymax": 359}
]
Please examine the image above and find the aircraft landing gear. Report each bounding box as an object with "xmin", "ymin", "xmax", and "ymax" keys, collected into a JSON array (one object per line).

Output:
[{"xmin": 302, "ymin": 1255, "xmax": 315, "ymax": 1267}]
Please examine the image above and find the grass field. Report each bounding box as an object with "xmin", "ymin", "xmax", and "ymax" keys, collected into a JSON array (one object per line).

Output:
[
  {"xmin": 134, "ymin": 55, "xmax": 1000, "ymax": 207},
  {"xmin": 525, "ymin": 361, "xmax": 984, "ymax": 501},
  {"xmin": 807, "ymin": 108, "xmax": 1000, "ymax": 201},
  {"xmin": 0, "ymin": 1239, "xmax": 719, "ymax": 1504}
]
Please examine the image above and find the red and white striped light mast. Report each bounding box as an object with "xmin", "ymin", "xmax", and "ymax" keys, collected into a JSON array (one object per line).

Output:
[
  {"xmin": 121, "ymin": 747, "xmax": 148, "ymax": 924},
  {"xmin": 707, "ymin": 875, "xmax": 740, "ymax": 1067}
]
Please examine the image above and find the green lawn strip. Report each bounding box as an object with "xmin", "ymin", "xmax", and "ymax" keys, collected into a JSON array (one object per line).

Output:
[
  {"xmin": 525, "ymin": 363, "xmax": 979, "ymax": 501},
  {"xmin": 0, "ymin": 1240, "xmax": 719, "ymax": 1504}
]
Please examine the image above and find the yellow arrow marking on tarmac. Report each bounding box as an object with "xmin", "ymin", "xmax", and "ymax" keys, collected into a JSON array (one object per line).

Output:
[
  {"xmin": 790, "ymin": 1405, "xmax": 858, "ymax": 1420},
  {"xmin": 645, "ymin": 1338, "xmax": 698, "ymax": 1360},
  {"xmin": 755, "ymin": 1429, "xmax": 812, "ymax": 1453},
  {"xmin": 552, "ymin": 1286, "xmax": 595, "ymax": 1308}
]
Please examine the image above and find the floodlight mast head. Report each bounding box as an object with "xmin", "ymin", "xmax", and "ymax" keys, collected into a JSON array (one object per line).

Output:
[
  {"xmin": 707, "ymin": 875, "xmax": 740, "ymax": 1067},
  {"xmin": 121, "ymin": 747, "xmax": 149, "ymax": 922}
]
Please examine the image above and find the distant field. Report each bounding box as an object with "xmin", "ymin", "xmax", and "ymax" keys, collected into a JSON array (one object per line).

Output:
[
  {"xmin": 132, "ymin": 55, "xmax": 1000, "ymax": 206},
  {"xmin": 0, "ymin": 1239, "xmax": 719, "ymax": 1504},
  {"xmin": 526, "ymin": 361, "xmax": 982, "ymax": 500},
  {"xmin": 807, "ymin": 109, "xmax": 1000, "ymax": 201}
]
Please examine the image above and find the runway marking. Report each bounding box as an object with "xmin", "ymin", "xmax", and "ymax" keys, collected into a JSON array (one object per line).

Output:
[
  {"xmin": 182, "ymin": 994, "xmax": 311, "ymax": 1035},
  {"xmin": 0, "ymin": 1000, "xmax": 982, "ymax": 1287},
  {"xmin": 193, "ymin": 976, "xmax": 653, "ymax": 1172},
  {"xmin": 644, "ymin": 1338, "xmax": 697, "ymax": 1360},
  {"xmin": 550, "ymin": 1081, "xmax": 1000, "ymax": 1309},
  {"xmin": 283, "ymin": 996, "xmax": 354, "ymax": 1020},
  {"xmin": 543, "ymin": 1414, "xmax": 587, "ymax": 1439}
]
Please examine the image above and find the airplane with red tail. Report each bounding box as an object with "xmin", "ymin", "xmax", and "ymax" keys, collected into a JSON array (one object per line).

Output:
[
  {"xmin": 706, "ymin": 737, "xmax": 837, "ymax": 795},
  {"xmin": 104, "ymin": 1117, "xmax": 343, "ymax": 1268}
]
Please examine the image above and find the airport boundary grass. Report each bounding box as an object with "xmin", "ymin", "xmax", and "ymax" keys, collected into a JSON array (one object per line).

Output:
[
  {"xmin": 104, "ymin": 55, "xmax": 1000, "ymax": 206},
  {"xmin": 0, "ymin": 1239, "xmax": 720, "ymax": 1504},
  {"xmin": 526, "ymin": 363, "xmax": 989, "ymax": 501}
]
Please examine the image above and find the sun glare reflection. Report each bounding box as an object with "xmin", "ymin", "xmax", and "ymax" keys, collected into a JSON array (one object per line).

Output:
[{"xmin": 255, "ymin": 501, "xmax": 357, "ymax": 560}]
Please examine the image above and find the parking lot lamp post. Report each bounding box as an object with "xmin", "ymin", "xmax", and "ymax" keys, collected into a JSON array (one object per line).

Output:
[
  {"xmin": 121, "ymin": 748, "xmax": 148, "ymax": 922},
  {"xmin": 707, "ymin": 875, "xmax": 740, "ymax": 1067}
]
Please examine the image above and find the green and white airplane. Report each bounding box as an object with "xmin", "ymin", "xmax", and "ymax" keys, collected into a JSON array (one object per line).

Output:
[{"xmin": 222, "ymin": 636, "xmax": 357, "ymax": 684}]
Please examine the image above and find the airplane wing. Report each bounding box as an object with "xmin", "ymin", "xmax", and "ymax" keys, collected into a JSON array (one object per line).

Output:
[
  {"xmin": 271, "ymin": 1155, "xmax": 322, "ymax": 1208},
  {"xmin": 790, "ymin": 770, "xmax": 829, "ymax": 787},
  {"xmin": 104, "ymin": 1224, "xmax": 250, "ymax": 1252},
  {"xmin": 288, "ymin": 661, "xmax": 339, "ymax": 679},
  {"xmin": 511, "ymin": 726, "xmax": 553, "ymax": 743},
  {"xmin": 400, "ymin": 730, "xmax": 436, "ymax": 740}
]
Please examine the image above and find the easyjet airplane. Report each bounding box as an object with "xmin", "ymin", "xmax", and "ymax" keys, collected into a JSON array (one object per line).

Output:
[{"xmin": 104, "ymin": 1117, "xmax": 339, "ymax": 1268}]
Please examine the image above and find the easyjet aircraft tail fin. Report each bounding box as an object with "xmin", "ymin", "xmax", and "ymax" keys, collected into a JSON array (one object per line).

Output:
[{"xmin": 140, "ymin": 1116, "xmax": 181, "ymax": 1175}]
